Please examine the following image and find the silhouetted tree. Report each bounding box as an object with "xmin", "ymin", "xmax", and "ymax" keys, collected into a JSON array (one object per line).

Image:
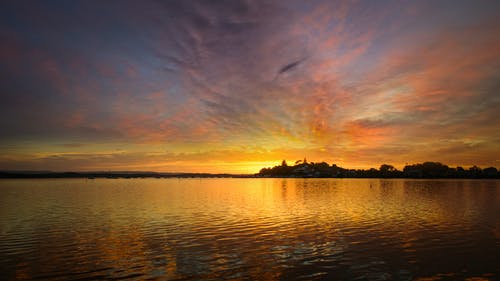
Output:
[
  {"xmin": 378, "ymin": 164, "xmax": 398, "ymax": 177},
  {"xmin": 456, "ymin": 166, "xmax": 466, "ymax": 178},
  {"xmin": 380, "ymin": 164, "xmax": 395, "ymax": 173},
  {"xmin": 483, "ymin": 167, "xmax": 498, "ymax": 178},
  {"xmin": 468, "ymin": 165, "xmax": 482, "ymax": 178}
]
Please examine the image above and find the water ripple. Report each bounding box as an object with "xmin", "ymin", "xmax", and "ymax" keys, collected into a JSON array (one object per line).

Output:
[{"xmin": 0, "ymin": 178, "xmax": 498, "ymax": 280}]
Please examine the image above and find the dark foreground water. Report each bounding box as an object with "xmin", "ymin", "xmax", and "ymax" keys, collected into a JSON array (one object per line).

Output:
[{"xmin": 0, "ymin": 179, "xmax": 498, "ymax": 280}]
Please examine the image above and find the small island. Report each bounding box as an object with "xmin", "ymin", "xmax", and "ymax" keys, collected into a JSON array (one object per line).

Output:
[{"xmin": 257, "ymin": 159, "xmax": 500, "ymax": 179}]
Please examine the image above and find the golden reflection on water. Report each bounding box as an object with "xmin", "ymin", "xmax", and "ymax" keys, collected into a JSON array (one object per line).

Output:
[{"xmin": 0, "ymin": 178, "xmax": 498, "ymax": 280}]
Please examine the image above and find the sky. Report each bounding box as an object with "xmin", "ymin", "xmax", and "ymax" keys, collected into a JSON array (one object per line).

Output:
[{"xmin": 1, "ymin": 0, "xmax": 500, "ymax": 173}]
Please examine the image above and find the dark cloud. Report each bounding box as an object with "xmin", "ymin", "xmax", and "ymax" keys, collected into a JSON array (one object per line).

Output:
[{"xmin": 275, "ymin": 57, "xmax": 308, "ymax": 80}]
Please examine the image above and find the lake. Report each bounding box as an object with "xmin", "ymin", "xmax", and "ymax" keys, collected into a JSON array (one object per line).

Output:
[{"xmin": 0, "ymin": 178, "xmax": 498, "ymax": 280}]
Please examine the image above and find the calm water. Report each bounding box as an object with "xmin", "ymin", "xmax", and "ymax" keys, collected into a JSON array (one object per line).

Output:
[{"xmin": 0, "ymin": 179, "xmax": 498, "ymax": 280}]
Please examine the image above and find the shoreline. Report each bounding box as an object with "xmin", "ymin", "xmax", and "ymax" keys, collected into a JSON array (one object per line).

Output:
[{"xmin": 1, "ymin": 171, "xmax": 499, "ymax": 179}]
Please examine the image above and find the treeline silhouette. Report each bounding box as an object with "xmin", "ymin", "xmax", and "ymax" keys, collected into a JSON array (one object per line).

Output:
[{"xmin": 257, "ymin": 159, "xmax": 499, "ymax": 178}]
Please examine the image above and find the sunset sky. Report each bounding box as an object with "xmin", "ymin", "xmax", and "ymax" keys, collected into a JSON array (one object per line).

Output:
[{"xmin": 1, "ymin": 0, "xmax": 500, "ymax": 173}]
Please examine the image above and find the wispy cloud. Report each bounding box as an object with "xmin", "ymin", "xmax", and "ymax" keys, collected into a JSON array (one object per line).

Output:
[{"xmin": 1, "ymin": 0, "xmax": 499, "ymax": 171}]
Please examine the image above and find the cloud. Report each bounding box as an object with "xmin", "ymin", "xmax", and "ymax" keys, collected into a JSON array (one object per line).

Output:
[
  {"xmin": 275, "ymin": 57, "xmax": 308, "ymax": 80},
  {"xmin": 1, "ymin": 0, "xmax": 499, "ymax": 171}
]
